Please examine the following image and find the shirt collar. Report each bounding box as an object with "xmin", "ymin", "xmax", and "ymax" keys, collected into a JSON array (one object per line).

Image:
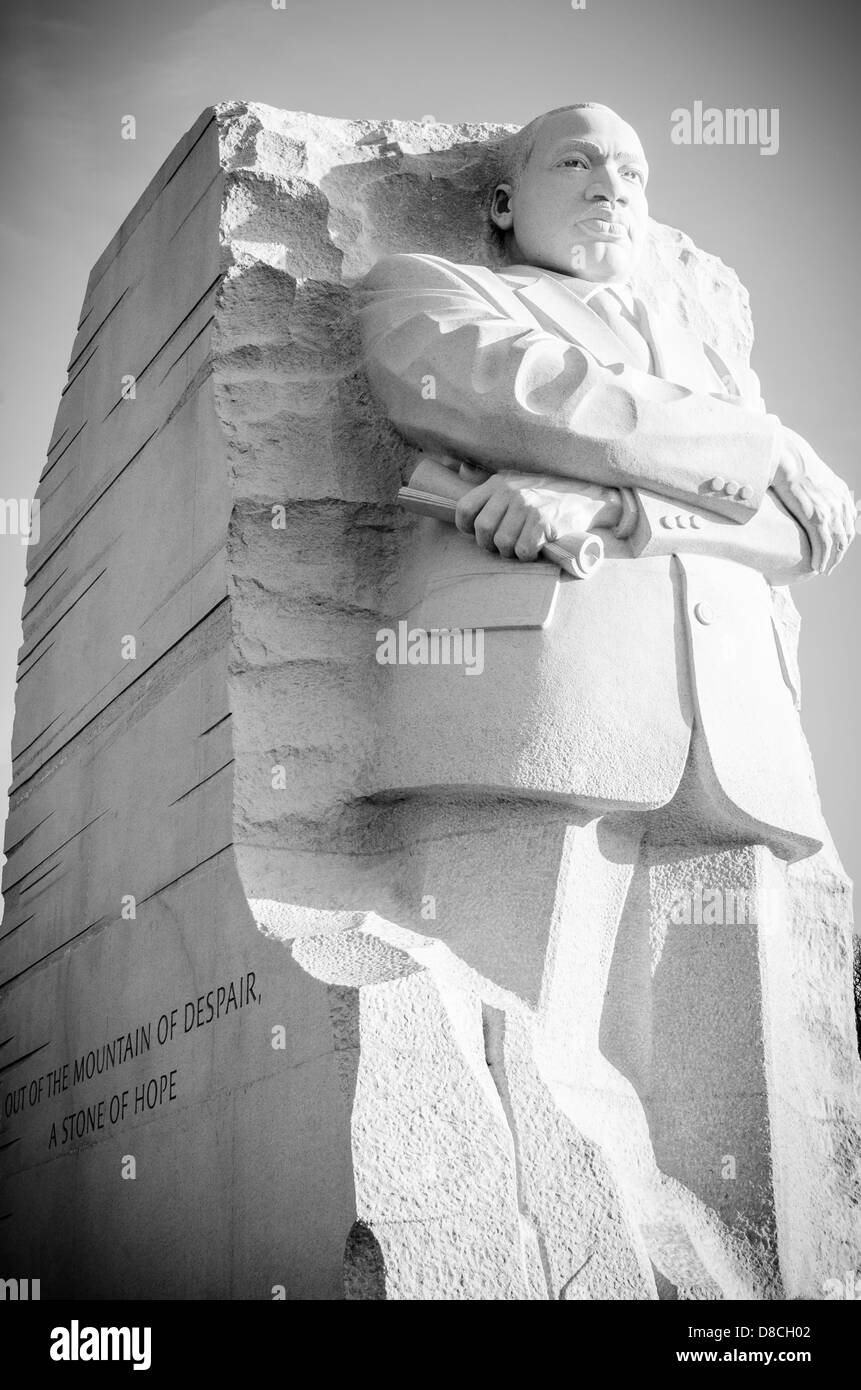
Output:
[{"xmin": 538, "ymin": 267, "xmax": 637, "ymax": 315}]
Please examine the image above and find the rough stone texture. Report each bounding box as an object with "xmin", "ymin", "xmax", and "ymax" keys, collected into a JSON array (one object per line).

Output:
[{"xmin": 1, "ymin": 100, "xmax": 857, "ymax": 1300}]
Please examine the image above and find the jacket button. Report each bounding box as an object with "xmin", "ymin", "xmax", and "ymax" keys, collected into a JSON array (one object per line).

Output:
[
  {"xmin": 709, "ymin": 475, "xmax": 726, "ymax": 492},
  {"xmin": 676, "ymin": 514, "xmax": 689, "ymax": 528},
  {"xmin": 739, "ymin": 485, "xmax": 753, "ymax": 501},
  {"xmin": 724, "ymin": 480, "xmax": 740, "ymax": 495},
  {"xmin": 694, "ymin": 602, "xmax": 716, "ymax": 625},
  {"xmin": 661, "ymin": 514, "xmax": 676, "ymax": 528},
  {"xmin": 690, "ymin": 514, "xmax": 703, "ymax": 529}
]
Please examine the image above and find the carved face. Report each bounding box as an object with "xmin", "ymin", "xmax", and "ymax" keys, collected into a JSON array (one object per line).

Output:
[{"xmin": 492, "ymin": 106, "xmax": 649, "ymax": 283}]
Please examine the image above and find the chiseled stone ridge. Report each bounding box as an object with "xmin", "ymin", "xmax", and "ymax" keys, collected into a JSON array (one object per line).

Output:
[{"xmin": 211, "ymin": 101, "xmax": 859, "ymax": 1300}]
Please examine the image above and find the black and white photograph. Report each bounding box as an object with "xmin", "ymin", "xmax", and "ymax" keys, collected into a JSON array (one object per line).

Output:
[{"xmin": 0, "ymin": 0, "xmax": 859, "ymax": 1356}]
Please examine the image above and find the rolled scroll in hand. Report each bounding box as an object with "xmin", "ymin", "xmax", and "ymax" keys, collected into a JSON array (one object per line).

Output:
[{"xmin": 397, "ymin": 454, "xmax": 605, "ymax": 580}]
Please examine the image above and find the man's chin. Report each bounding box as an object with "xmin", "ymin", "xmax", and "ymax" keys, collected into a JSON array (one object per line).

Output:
[{"xmin": 572, "ymin": 245, "xmax": 633, "ymax": 280}]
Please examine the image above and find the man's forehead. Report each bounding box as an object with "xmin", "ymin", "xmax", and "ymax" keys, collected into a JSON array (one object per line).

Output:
[{"xmin": 533, "ymin": 108, "xmax": 646, "ymax": 163}]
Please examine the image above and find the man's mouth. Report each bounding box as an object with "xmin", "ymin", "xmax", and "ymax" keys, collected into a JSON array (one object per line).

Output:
[{"xmin": 578, "ymin": 217, "xmax": 629, "ymax": 239}]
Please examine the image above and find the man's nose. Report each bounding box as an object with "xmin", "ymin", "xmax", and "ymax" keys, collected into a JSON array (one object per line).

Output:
[{"xmin": 586, "ymin": 167, "xmax": 629, "ymax": 203}]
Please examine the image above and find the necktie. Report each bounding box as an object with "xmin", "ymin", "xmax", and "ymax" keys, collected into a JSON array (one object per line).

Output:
[{"xmin": 586, "ymin": 286, "xmax": 655, "ymax": 374}]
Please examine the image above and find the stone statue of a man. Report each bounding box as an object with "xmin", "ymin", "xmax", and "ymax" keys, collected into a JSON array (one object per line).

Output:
[{"xmin": 350, "ymin": 103, "xmax": 857, "ymax": 1298}]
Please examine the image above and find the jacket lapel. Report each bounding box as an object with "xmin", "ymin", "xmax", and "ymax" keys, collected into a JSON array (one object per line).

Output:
[
  {"xmin": 501, "ymin": 269, "xmax": 644, "ymax": 370},
  {"xmin": 498, "ymin": 264, "xmax": 727, "ymax": 392}
]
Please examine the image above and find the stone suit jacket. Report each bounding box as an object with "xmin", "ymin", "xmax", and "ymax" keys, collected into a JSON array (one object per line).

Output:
[{"xmin": 355, "ymin": 253, "xmax": 824, "ymax": 859}]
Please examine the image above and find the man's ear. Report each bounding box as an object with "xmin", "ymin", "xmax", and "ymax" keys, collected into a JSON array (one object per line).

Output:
[{"xmin": 490, "ymin": 183, "xmax": 515, "ymax": 232}]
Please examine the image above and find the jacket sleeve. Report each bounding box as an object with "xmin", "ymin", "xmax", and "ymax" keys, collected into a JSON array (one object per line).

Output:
[{"xmin": 355, "ymin": 252, "xmax": 782, "ymax": 520}]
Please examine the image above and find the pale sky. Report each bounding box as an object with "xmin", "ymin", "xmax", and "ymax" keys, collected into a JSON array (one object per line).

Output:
[{"xmin": 0, "ymin": 0, "xmax": 858, "ymax": 909}]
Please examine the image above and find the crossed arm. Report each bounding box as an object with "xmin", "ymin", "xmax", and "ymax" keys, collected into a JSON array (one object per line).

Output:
[
  {"xmin": 357, "ymin": 253, "xmax": 855, "ymax": 575},
  {"xmin": 455, "ymin": 447, "xmax": 855, "ymax": 576}
]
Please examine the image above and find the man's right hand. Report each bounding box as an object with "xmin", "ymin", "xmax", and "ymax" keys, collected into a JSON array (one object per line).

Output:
[
  {"xmin": 453, "ymin": 471, "xmax": 622, "ymax": 561},
  {"xmin": 769, "ymin": 427, "xmax": 856, "ymax": 574}
]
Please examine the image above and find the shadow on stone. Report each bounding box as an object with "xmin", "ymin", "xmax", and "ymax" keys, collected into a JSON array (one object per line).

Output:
[{"xmin": 344, "ymin": 1220, "xmax": 388, "ymax": 1300}]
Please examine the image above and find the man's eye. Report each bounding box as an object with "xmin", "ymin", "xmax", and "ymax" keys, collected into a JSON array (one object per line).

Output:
[
  {"xmin": 623, "ymin": 168, "xmax": 645, "ymax": 183},
  {"xmin": 559, "ymin": 157, "xmax": 588, "ymax": 169}
]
